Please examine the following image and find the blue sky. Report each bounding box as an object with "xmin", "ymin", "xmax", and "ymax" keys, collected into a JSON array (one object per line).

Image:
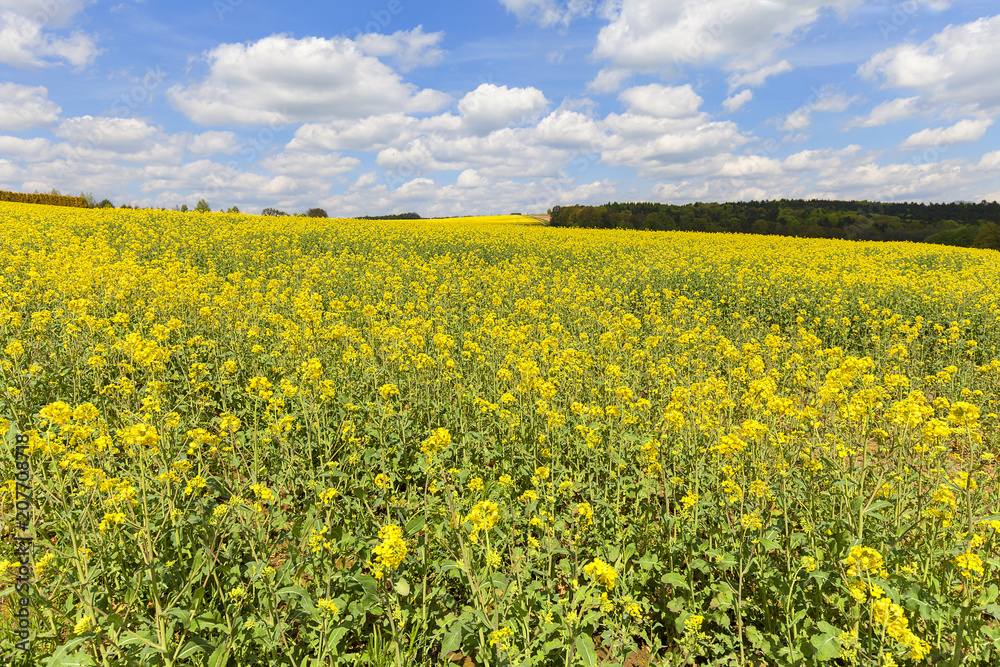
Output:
[{"xmin": 2, "ymin": 0, "xmax": 1000, "ymax": 216}]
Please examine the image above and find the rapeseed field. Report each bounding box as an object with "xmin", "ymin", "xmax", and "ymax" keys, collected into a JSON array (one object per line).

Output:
[{"xmin": 1, "ymin": 202, "xmax": 999, "ymax": 666}]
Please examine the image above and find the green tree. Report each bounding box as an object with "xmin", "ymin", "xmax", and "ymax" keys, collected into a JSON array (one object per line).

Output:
[
  {"xmin": 925, "ymin": 225, "xmax": 977, "ymax": 247},
  {"xmin": 195, "ymin": 199, "xmax": 211, "ymax": 213},
  {"xmin": 974, "ymin": 221, "xmax": 1000, "ymax": 250},
  {"xmin": 307, "ymin": 208, "xmax": 328, "ymax": 218},
  {"xmin": 180, "ymin": 204, "xmax": 188, "ymax": 212},
  {"xmin": 79, "ymin": 192, "xmax": 96, "ymax": 208}
]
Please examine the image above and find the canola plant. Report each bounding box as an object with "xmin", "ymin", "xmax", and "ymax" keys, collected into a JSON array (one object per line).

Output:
[{"xmin": 1, "ymin": 202, "xmax": 999, "ymax": 666}]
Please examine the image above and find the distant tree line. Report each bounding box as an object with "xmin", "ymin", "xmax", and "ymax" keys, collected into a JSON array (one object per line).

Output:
[
  {"xmin": 0, "ymin": 190, "xmax": 88, "ymax": 208},
  {"xmin": 548, "ymin": 200, "xmax": 1000, "ymax": 250},
  {"xmin": 358, "ymin": 212, "xmax": 422, "ymax": 220},
  {"xmin": 1, "ymin": 190, "xmax": 423, "ymax": 224},
  {"xmin": 261, "ymin": 207, "xmax": 328, "ymax": 217}
]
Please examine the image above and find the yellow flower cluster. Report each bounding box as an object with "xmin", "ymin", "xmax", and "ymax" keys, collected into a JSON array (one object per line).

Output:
[
  {"xmin": 583, "ymin": 558, "xmax": 616, "ymax": 591},
  {"xmin": 844, "ymin": 546, "xmax": 889, "ymax": 578},
  {"xmin": 317, "ymin": 598, "xmax": 338, "ymax": 617},
  {"xmin": 740, "ymin": 513, "xmax": 763, "ymax": 531},
  {"xmin": 184, "ymin": 475, "xmax": 207, "ymax": 496},
  {"xmin": 871, "ymin": 598, "xmax": 932, "ymax": 661},
  {"xmin": 98, "ymin": 512, "xmax": 127, "ymax": 532},
  {"xmin": 4, "ymin": 204, "xmax": 1000, "ymax": 664},
  {"xmin": 489, "ymin": 626, "xmax": 514, "ymax": 650},
  {"xmin": 372, "ymin": 524, "xmax": 407, "ymax": 578},
  {"xmin": 249, "ymin": 483, "xmax": 275, "ymax": 503},
  {"xmin": 73, "ymin": 615, "xmax": 94, "ymax": 635},
  {"xmin": 953, "ymin": 551, "xmax": 984, "ymax": 578},
  {"xmin": 464, "ymin": 500, "xmax": 500, "ymax": 543},
  {"xmin": 420, "ymin": 427, "xmax": 451, "ymax": 461}
]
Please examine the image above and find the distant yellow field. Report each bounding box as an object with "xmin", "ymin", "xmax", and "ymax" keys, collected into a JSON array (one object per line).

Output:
[{"xmin": 2, "ymin": 202, "xmax": 999, "ymax": 665}]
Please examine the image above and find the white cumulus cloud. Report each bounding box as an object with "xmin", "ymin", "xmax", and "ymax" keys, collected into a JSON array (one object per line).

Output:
[
  {"xmin": 848, "ymin": 96, "xmax": 921, "ymax": 128},
  {"xmin": 496, "ymin": 0, "xmax": 595, "ymax": 28},
  {"xmin": 458, "ymin": 83, "xmax": 549, "ymax": 135},
  {"xmin": 0, "ymin": 11, "xmax": 98, "ymax": 69},
  {"xmin": 55, "ymin": 116, "xmax": 160, "ymax": 152},
  {"xmin": 726, "ymin": 61, "xmax": 793, "ymax": 92},
  {"xmin": 778, "ymin": 89, "xmax": 859, "ymax": 133},
  {"xmin": 619, "ymin": 84, "xmax": 703, "ymax": 119},
  {"xmin": 723, "ymin": 90, "xmax": 753, "ymax": 113},
  {"xmin": 355, "ymin": 26, "xmax": 444, "ymax": 72},
  {"xmin": 592, "ymin": 0, "xmax": 862, "ymax": 84},
  {"xmin": 899, "ymin": 118, "xmax": 993, "ymax": 150},
  {"xmin": 188, "ymin": 131, "xmax": 240, "ymax": 156},
  {"xmin": 860, "ymin": 15, "xmax": 1000, "ymax": 113},
  {"xmin": 168, "ymin": 35, "xmax": 450, "ymax": 126},
  {"xmin": 0, "ymin": 82, "xmax": 60, "ymax": 130}
]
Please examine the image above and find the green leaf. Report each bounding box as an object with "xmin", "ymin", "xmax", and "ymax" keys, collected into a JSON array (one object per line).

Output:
[
  {"xmin": 191, "ymin": 586, "xmax": 206, "ymax": 607},
  {"xmin": 45, "ymin": 649, "xmax": 96, "ymax": 667},
  {"xmin": 441, "ymin": 621, "xmax": 463, "ymax": 655},
  {"xmin": 327, "ymin": 625, "xmax": 349, "ymax": 649},
  {"xmin": 189, "ymin": 551, "xmax": 206, "ymax": 579},
  {"xmin": 353, "ymin": 574, "xmax": 379, "ymax": 601},
  {"xmin": 606, "ymin": 544, "xmax": 620, "ymax": 563},
  {"xmin": 980, "ymin": 604, "xmax": 1000, "ymax": 620},
  {"xmin": 176, "ymin": 636, "xmax": 216, "ymax": 660},
  {"xmin": 574, "ymin": 634, "xmax": 597, "ymax": 667},
  {"xmin": 45, "ymin": 633, "xmax": 102, "ymax": 666},
  {"xmin": 810, "ymin": 631, "xmax": 841, "ymax": 661},
  {"xmin": 710, "ymin": 609, "xmax": 731, "ymax": 629},
  {"xmin": 469, "ymin": 608, "xmax": 491, "ymax": 628},
  {"xmin": 439, "ymin": 559, "xmax": 464, "ymax": 575},
  {"xmin": 757, "ymin": 536, "xmax": 780, "ymax": 551},
  {"xmin": 815, "ymin": 621, "xmax": 841, "ymax": 636},
  {"xmin": 276, "ymin": 585, "xmax": 318, "ymax": 615},
  {"xmin": 394, "ymin": 578, "xmax": 411, "ymax": 597},
  {"xmin": 116, "ymin": 631, "xmax": 157, "ymax": 649},
  {"xmin": 864, "ymin": 501, "xmax": 891, "ymax": 516},
  {"xmin": 901, "ymin": 585, "xmax": 937, "ymax": 621},
  {"xmin": 163, "ymin": 607, "xmax": 192, "ymax": 627},
  {"xmin": 207, "ymin": 643, "xmax": 229, "ymax": 667},
  {"xmin": 188, "ymin": 612, "xmax": 227, "ymax": 634},
  {"xmin": 661, "ymin": 572, "xmax": 687, "ymax": 588},
  {"xmin": 710, "ymin": 586, "xmax": 733, "ymax": 611},
  {"xmin": 404, "ymin": 514, "xmax": 426, "ymax": 536}
]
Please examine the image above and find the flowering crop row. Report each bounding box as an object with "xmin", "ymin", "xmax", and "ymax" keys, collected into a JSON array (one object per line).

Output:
[{"xmin": 1, "ymin": 202, "xmax": 999, "ymax": 666}]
